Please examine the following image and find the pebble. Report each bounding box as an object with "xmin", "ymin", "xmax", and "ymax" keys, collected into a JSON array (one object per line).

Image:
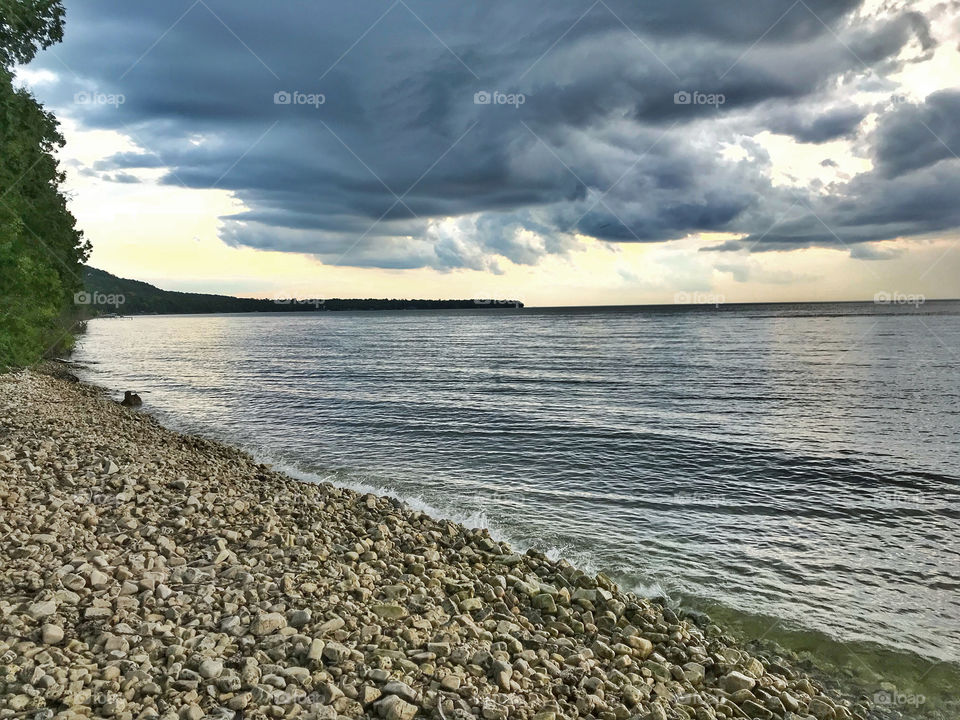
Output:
[
  {"xmin": 289, "ymin": 608, "xmax": 311, "ymax": 627},
  {"xmin": 323, "ymin": 641, "xmax": 351, "ymax": 663},
  {"xmin": 0, "ymin": 367, "xmax": 877, "ymax": 720},
  {"xmin": 808, "ymin": 698, "xmax": 837, "ymax": 719},
  {"xmin": 440, "ymin": 674, "xmax": 461, "ymax": 691},
  {"xmin": 27, "ymin": 599, "xmax": 57, "ymax": 619},
  {"xmin": 198, "ymin": 659, "xmax": 224, "ymax": 678},
  {"xmin": 722, "ymin": 670, "xmax": 757, "ymax": 692},
  {"xmin": 382, "ymin": 680, "xmax": 417, "ymax": 703},
  {"xmin": 180, "ymin": 704, "xmax": 203, "ymax": 720},
  {"xmin": 648, "ymin": 704, "xmax": 668, "ymax": 720},
  {"xmin": 40, "ymin": 623, "xmax": 64, "ymax": 644},
  {"xmin": 375, "ymin": 694, "xmax": 419, "ymax": 720},
  {"xmin": 249, "ymin": 612, "xmax": 287, "ymax": 636}
]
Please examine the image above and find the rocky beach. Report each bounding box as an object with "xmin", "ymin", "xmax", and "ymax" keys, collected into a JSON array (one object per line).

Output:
[{"xmin": 0, "ymin": 365, "xmax": 879, "ymax": 720}]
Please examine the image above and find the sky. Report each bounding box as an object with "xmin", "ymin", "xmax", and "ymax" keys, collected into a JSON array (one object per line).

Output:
[{"xmin": 16, "ymin": 0, "xmax": 960, "ymax": 306}]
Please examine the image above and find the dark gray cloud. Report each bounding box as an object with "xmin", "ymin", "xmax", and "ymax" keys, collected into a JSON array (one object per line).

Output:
[
  {"xmin": 873, "ymin": 90, "xmax": 960, "ymax": 178},
  {"xmin": 709, "ymin": 163, "xmax": 960, "ymax": 252},
  {"xmin": 28, "ymin": 0, "xmax": 953, "ymax": 268},
  {"xmin": 849, "ymin": 244, "xmax": 905, "ymax": 261},
  {"xmin": 766, "ymin": 106, "xmax": 866, "ymax": 143}
]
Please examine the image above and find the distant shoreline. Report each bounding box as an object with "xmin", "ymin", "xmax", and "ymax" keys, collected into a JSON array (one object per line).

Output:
[
  {"xmin": 82, "ymin": 265, "xmax": 959, "ymax": 318},
  {"xmin": 83, "ymin": 297, "xmax": 960, "ymax": 320},
  {"xmin": 81, "ymin": 265, "xmax": 524, "ymax": 317}
]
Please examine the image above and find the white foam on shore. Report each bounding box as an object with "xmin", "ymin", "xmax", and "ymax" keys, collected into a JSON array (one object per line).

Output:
[
  {"xmin": 265, "ymin": 456, "xmax": 500, "ymax": 534},
  {"xmin": 69, "ymin": 379, "xmax": 676, "ymax": 606},
  {"xmin": 255, "ymin": 452, "xmax": 675, "ymax": 602}
]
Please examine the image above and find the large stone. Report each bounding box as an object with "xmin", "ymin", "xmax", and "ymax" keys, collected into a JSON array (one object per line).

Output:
[
  {"xmin": 492, "ymin": 659, "xmax": 513, "ymax": 690},
  {"xmin": 683, "ymin": 662, "xmax": 705, "ymax": 685},
  {"xmin": 721, "ymin": 671, "xmax": 756, "ymax": 693},
  {"xmin": 591, "ymin": 640, "xmax": 615, "ymax": 660},
  {"xmin": 381, "ymin": 681, "xmax": 417, "ymax": 703},
  {"xmin": 88, "ymin": 569, "xmax": 110, "ymax": 590},
  {"xmin": 198, "ymin": 659, "xmax": 223, "ymax": 679},
  {"xmin": 323, "ymin": 641, "xmax": 351, "ymax": 664},
  {"xmin": 440, "ymin": 675, "xmax": 461, "ymax": 691},
  {"xmin": 289, "ymin": 608, "xmax": 311, "ymax": 628},
  {"xmin": 375, "ymin": 694, "xmax": 418, "ymax": 720},
  {"xmin": 460, "ymin": 597, "xmax": 483, "ymax": 612},
  {"xmin": 807, "ymin": 698, "xmax": 836, "ymax": 720},
  {"xmin": 180, "ymin": 705, "xmax": 203, "ymax": 720},
  {"xmin": 27, "ymin": 599, "xmax": 57, "ymax": 619},
  {"xmin": 307, "ymin": 638, "xmax": 325, "ymax": 661},
  {"xmin": 742, "ymin": 700, "xmax": 773, "ymax": 719},
  {"xmin": 41, "ymin": 623, "xmax": 64, "ymax": 644},
  {"xmin": 780, "ymin": 691, "xmax": 800, "ymax": 713},
  {"xmin": 628, "ymin": 635, "xmax": 654, "ymax": 658},
  {"xmin": 532, "ymin": 593, "xmax": 557, "ymax": 613},
  {"xmin": 249, "ymin": 612, "xmax": 287, "ymax": 636},
  {"xmin": 360, "ymin": 686, "xmax": 383, "ymax": 705},
  {"xmin": 318, "ymin": 615, "xmax": 345, "ymax": 634},
  {"xmin": 371, "ymin": 604, "xmax": 408, "ymax": 619},
  {"xmin": 647, "ymin": 704, "xmax": 668, "ymax": 720},
  {"xmin": 622, "ymin": 685, "xmax": 642, "ymax": 707},
  {"xmin": 643, "ymin": 660, "xmax": 671, "ymax": 683}
]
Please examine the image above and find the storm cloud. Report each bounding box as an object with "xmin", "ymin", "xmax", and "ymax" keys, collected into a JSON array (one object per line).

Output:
[{"xmin": 27, "ymin": 0, "xmax": 954, "ymax": 269}]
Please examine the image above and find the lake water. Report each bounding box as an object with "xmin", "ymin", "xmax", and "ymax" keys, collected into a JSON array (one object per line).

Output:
[{"xmin": 73, "ymin": 302, "xmax": 960, "ymax": 716}]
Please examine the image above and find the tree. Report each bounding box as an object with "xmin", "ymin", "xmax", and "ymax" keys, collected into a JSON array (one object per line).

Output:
[
  {"xmin": 0, "ymin": 0, "xmax": 64, "ymax": 66},
  {"xmin": 0, "ymin": 0, "xmax": 88, "ymax": 370}
]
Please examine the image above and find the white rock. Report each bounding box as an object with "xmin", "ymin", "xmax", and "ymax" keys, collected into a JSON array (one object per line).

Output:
[
  {"xmin": 199, "ymin": 659, "xmax": 224, "ymax": 679},
  {"xmin": 88, "ymin": 569, "xmax": 110, "ymax": 590},
  {"xmin": 27, "ymin": 599, "xmax": 57, "ymax": 619},
  {"xmin": 375, "ymin": 694, "xmax": 418, "ymax": 720},
  {"xmin": 382, "ymin": 681, "xmax": 417, "ymax": 703},
  {"xmin": 41, "ymin": 624, "xmax": 64, "ymax": 644},
  {"xmin": 249, "ymin": 612, "xmax": 287, "ymax": 636},
  {"xmin": 721, "ymin": 670, "xmax": 756, "ymax": 693}
]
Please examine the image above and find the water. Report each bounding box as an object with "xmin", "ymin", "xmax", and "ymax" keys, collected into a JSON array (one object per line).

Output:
[{"xmin": 72, "ymin": 302, "xmax": 960, "ymax": 714}]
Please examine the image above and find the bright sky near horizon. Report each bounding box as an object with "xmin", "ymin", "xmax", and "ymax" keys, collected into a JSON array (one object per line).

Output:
[{"xmin": 16, "ymin": 0, "xmax": 960, "ymax": 305}]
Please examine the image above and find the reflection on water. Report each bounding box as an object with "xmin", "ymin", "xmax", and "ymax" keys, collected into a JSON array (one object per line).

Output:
[{"xmin": 74, "ymin": 302, "xmax": 960, "ymax": 716}]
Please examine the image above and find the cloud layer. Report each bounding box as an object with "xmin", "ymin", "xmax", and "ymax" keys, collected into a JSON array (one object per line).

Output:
[{"xmin": 29, "ymin": 0, "xmax": 956, "ymax": 270}]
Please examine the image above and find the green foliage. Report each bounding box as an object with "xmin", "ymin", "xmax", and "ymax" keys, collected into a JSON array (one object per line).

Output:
[
  {"xmin": 0, "ymin": 0, "xmax": 64, "ymax": 66},
  {"xmin": 0, "ymin": 0, "xmax": 89, "ymax": 371},
  {"xmin": 83, "ymin": 265, "xmax": 523, "ymax": 315}
]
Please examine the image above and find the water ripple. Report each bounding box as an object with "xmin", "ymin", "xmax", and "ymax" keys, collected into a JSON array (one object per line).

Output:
[{"xmin": 73, "ymin": 302, "xmax": 960, "ymax": 673}]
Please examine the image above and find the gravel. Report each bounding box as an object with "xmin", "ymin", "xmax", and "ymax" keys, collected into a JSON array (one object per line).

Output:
[{"xmin": 0, "ymin": 366, "xmax": 874, "ymax": 720}]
